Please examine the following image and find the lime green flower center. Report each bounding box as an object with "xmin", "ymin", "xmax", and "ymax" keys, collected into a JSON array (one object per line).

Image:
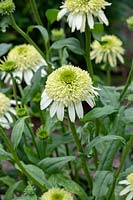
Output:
[
  {"xmin": 59, "ymin": 69, "xmax": 76, "ymax": 83},
  {"xmin": 51, "ymin": 193, "xmax": 63, "ymax": 200},
  {"xmin": 0, "ymin": 59, "xmax": 17, "ymax": 72},
  {"xmin": 127, "ymin": 173, "xmax": 133, "ymax": 184},
  {"xmin": 0, "ymin": 93, "xmax": 10, "ymax": 116},
  {"xmin": 101, "ymin": 35, "xmax": 122, "ymax": 49},
  {"xmin": 0, "ymin": 0, "xmax": 15, "ymax": 15},
  {"xmin": 65, "ymin": 0, "xmax": 108, "ymax": 13}
]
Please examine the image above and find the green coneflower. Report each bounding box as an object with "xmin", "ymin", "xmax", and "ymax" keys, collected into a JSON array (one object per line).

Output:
[
  {"xmin": 0, "ymin": 57, "xmax": 17, "ymax": 72},
  {"xmin": 127, "ymin": 16, "xmax": 133, "ymax": 30},
  {"xmin": 40, "ymin": 188, "xmax": 74, "ymax": 200},
  {"xmin": 0, "ymin": 92, "xmax": 16, "ymax": 129},
  {"xmin": 1, "ymin": 44, "xmax": 47, "ymax": 85},
  {"xmin": 0, "ymin": 0, "xmax": 15, "ymax": 15},
  {"xmin": 90, "ymin": 35, "xmax": 124, "ymax": 67},
  {"xmin": 119, "ymin": 173, "xmax": 133, "ymax": 200},
  {"xmin": 57, "ymin": 0, "xmax": 111, "ymax": 32},
  {"xmin": 40, "ymin": 65, "xmax": 99, "ymax": 122}
]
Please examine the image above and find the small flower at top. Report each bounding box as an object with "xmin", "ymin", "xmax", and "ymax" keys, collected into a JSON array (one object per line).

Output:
[
  {"xmin": 0, "ymin": 92, "xmax": 16, "ymax": 129},
  {"xmin": 57, "ymin": 0, "xmax": 111, "ymax": 32},
  {"xmin": 127, "ymin": 16, "xmax": 133, "ymax": 30},
  {"xmin": 40, "ymin": 65, "xmax": 99, "ymax": 122},
  {"xmin": 90, "ymin": 35, "xmax": 124, "ymax": 67},
  {"xmin": 40, "ymin": 188, "xmax": 74, "ymax": 200},
  {"xmin": 1, "ymin": 44, "xmax": 47, "ymax": 85},
  {"xmin": 0, "ymin": 0, "xmax": 15, "ymax": 15},
  {"xmin": 119, "ymin": 173, "xmax": 133, "ymax": 200}
]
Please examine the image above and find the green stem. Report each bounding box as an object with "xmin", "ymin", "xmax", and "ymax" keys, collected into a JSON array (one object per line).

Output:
[
  {"xmin": 10, "ymin": 73, "xmax": 18, "ymax": 107},
  {"xmin": 106, "ymin": 65, "xmax": 111, "ymax": 85},
  {"xmin": 0, "ymin": 127, "xmax": 46, "ymax": 190},
  {"xmin": 69, "ymin": 121, "xmax": 92, "ymax": 189},
  {"xmin": 108, "ymin": 136, "xmax": 133, "ymax": 200},
  {"xmin": 85, "ymin": 25, "xmax": 93, "ymax": 80},
  {"xmin": 120, "ymin": 61, "xmax": 133, "ymax": 101},
  {"xmin": 9, "ymin": 14, "xmax": 47, "ymax": 62},
  {"xmin": 29, "ymin": 0, "xmax": 43, "ymax": 25}
]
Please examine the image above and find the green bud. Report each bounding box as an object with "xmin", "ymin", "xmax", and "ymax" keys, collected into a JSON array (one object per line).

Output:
[
  {"xmin": 51, "ymin": 28, "xmax": 65, "ymax": 41},
  {"xmin": 16, "ymin": 106, "xmax": 27, "ymax": 117},
  {"xmin": 24, "ymin": 183, "xmax": 35, "ymax": 196},
  {"xmin": 127, "ymin": 16, "xmax": 133, "ymax": 30},
  {"xmin": 0, "ymin": 58, "xmax": 17, "ymax": 72},
  {"xmin": 0, "ymin": 0, "xmax": 15, "ymax": 16},
  {"xmin": 36, "ymin": 125, "xmax": 49, "ymax": 140}
]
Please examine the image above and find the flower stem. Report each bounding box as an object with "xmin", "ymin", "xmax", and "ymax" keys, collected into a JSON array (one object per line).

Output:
[
  {"xmin": 120, "ymin": 61, "xmax": 133, "ymax": 101},
  {"xmin": 69, "ymin": 120, "xmax": 92, "ymax": 189},
  {"xmin": 10, "ymin": 72, "xmax": 18, "ymax": 107},
  {"xmin": 9, "ymin": 14, "xmax": 47, "ymax": 62},
  {"xmin": 85, "ymin": 25, "xmax": 93, "ymax": 80},
  {"xmin": 106, "ymin": 65, "xmax": 111, "ymax": 85},
  {"xmin": 108, "ymin": 135, "xmax": 133, "ymax": 199},
  {"xmin": 0, "ymin": 126, "xmax": 46, "ymax": 190},
  {"xmin": 29, "ymin": 0, "xmax": 43, "ymax": 25}
]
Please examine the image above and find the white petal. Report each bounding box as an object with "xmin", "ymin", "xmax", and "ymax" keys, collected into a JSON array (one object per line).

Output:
[
  {"xmin": 24, "ymin": 70, "xmax": 33, "ymax": 85},
  {"xmin": 50, "ymin": 101, "xmax": 58, "ymax": 118},
  {"xmin": 80, "ymin": 14, "xmax": 86, "ymax": 32},
  {"xmin": 126, "ymin": 192, "xmax": 133, "ymax": 200},
  {"xmin": 9, "ymin": 107, "xmax": 16, "ymax": 115},
  {"xmin": 116, "ymin": 53, "xmax": 124, "ymax": 64},
  {"xmin": 86, "ymin": 96, "xmax": 95, "ymax": 107},
  {"xmin": 87, "ymin": 14, "xmax": 94, "ymax": 29},
  {"xmin": 120, "ymin": 186, "xmax": 131, "ymax": 196},
  {"xmin": 76, "ymin": 14, "xmax": 83, "ymax": 30},
  {"xmin": 40, "ymin": 96, "xmax": 52, "ymax": 110},
  {"xmin": 56, "ymin": 102, "xmax": 64, "ymax": 121},
  {"xmin": 74, "ymin": 102, "xmax": 84, "ymax": 119},
  {"xmin": 0, "ymin": 117, "xmax": 10, "ymax": 129},
  {"xmin": 98, "ymin": 10, "xmax": 109, "ymax": 26},
  {"xmin": 68, "ymin": 102, "xmax": 75, "ymax": 122},
  {"xmin": 13, "ymin": 71, "xmax": 23, "ymax": 83},
  {"xmin": 119, "ymin": 180, "xmax": 129, "ymax": 185},
  {"xmin": 57, "ymin": 8, "xmax": 68, "ymax": 21},
  {"xmin": 5, "ymin": 112, "xmax": 13, "ymax": 123}
]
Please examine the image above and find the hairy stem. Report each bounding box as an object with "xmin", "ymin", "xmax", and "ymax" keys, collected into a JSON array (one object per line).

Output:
[{"xmin": 29, "ymin": 0, "xmax": 43, "ymax": 25}]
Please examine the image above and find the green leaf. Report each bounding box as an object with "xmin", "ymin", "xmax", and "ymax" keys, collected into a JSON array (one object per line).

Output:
[
  {"xmin": 51, "ymin": 37, "xmax": 85, "ymax": 55},
  {"xmin": 93, "ymin": 171, "xmax": 113, "ymax": 199},
  {"xmin": 27, "ymin": 25, "xmax": 49, "ymax": 45},
  {"xmin": 45, "ymin": 9, "xmax": 58, "ymax": 24},
  {"xmin": 0, "ymin": 176, "xmax": 15, "ymax": 186},
  {"xmin": 81, "ymin": 105, "xmax": 118, "ymax": 122},
  {"xmin": 92, "ymin": 23, "xmax": 104, "ymax": 40},
  {"xmin": 0, "ymin": 43, "xmax": 12, "ymax": 57},
  {"xmin": 11, "ymin": 117, "xmax": 28, "ymax": 149},
  {"xmin": 38, "ymin": 156, "xmax": 76, "ymax": 173},
  {"xmin": 87, "ymin": 135, "xmax": 125, "ymax": 153},
  {"xmin": 5, "ymin": 181, "xmax": 23, "ymax": 200},
  {"xmin": 48, "ymin": 174, "xmax": 90, "ymax": 200},
  {"xmin": 124, "ymin": 108, "xmax": 133, "ymax": 124},
  {"xmin": 0, "ymin": 144, "xmax": 12, "ymax": 160}
]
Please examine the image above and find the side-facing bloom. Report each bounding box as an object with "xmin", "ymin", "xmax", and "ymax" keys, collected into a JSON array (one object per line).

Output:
[
  {"xmin": 0, "ymin": 92, "xmax": 16, "ymax": 129},
  {"xmin": 119, "ymin": 173, "xmax": 133, "ymax": 200},
  {"xmin": 40, "ymin": 188, "xmax": 74, "ymax": 200},
  {"xmin": 0, "ymin": 0, "xmax": 15, "ymax": 15},
  {"xmin": 90, "ymin": 35, "xmax": 124, "ymax": 67},
  {"xmin": 127, "ymin": 16, "xmax": 133, "ymax": 30},
  {"xmin": 40, "ymin": 65, "xmax": 99, "ymax": 122},
  {"xmin": 1, "ymin": 44, "xmax": 47, "ymax": 85},
  {"xmin": 57, "ymin": 0, "xmax": 111, "ymax": 32}
]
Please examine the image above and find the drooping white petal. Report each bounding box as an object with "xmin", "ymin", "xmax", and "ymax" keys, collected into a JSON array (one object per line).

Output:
[
  {"xmin": 80, "ymin": 14, "xmax": 86, "ymax": 32},
  {"xmin": 50, "ymin": 101, "xmax": 58, "ymax": 118},
  {"xmin": 9, "ymin": 107, "xmax": 16, "ymax": 115},
  {"xmin": 0, "ymin": 117, "xmax": 10, "ymax": 129},
  {"xmin": 119, "ymin": 180, "xmax": 129, "ymax": 185},
  {"xmin": 5, "ymin": 112, "xmax": 13, "ymax": 123},
  {"xmin": 74, "ymin": 102, "xmax": 84, "ymax": 119},
  {"xmin": 24, "ymin": 70, "xmax": 33, "ymax": 85},
  {"xmin": 98, "ymin": 10, "xmax": 109, "ymax": 26},
  {"xmin": 116, "ymin": 53, "xmax": 124, "ymax": 64},
  {"xmin": 56, "ymin": 102, "xmax": 64, "ymax": 121},
  {"xmin": 68, "ymin": 102, "xmax": 75, "ymax": 122},
  {"xmin": 76, "ymin": 14, "xmax": 83, "ymax": 30},
  {"xmin": 86, "ymin": 96, "xmax": 95, "ymax": 107},
  {"xmin": 13, "ymin": 70, "xmax": 23, "ymax": 83},
  {"xmin": 40, "ymin": 96, "xmax": 52, "ymax": 110},
  {"xmin": 120, "ymin": 186, "xmax": 131, "ymax": 196},
  {"xmin": 57, "ymin": 8, "xmax": 68, "ymax": 21},
  {"xmin": 4, "ymin": 73, "xmax": 11, "ymax": 84},
  {"xmin": 126, "ymin": 192, "xmax": 133, "ymax": 200},
  {"xmin": 87, "ymin": 14, "xmax": 94, "ymax": 29}
]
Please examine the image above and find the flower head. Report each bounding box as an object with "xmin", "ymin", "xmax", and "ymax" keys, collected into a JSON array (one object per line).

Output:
[
  {"xmin": 0, "ymin": 0, "xmax": 15, "ymax": 15},
  {"xmin": 40, "ymin": 65, "xmax": 99, "ymax": 122},
  {"xmin": 127, "ymin": 16, "xmax": 133, "ymax": 30},
  {"xmin": 51, "ymin": 28, "xmax": 65, "ymax": 41},
  {"xmin": 119, "ymin": 173, "xmax": 133, "ymax": 200},
  {"xmin": 0, "ymin": 57, "xmax": 17, "ymax": 72},
  {"xmin": 2, "ymin": 44, "xmax": 47, "ymax": 85},
  {"xmin": 40, "ymin": 188, "xmax": 74, "ymax": 200},
  {"xmin": 90, "ymin": 35, "xmax": 124, "ymax": 67},
  {"xmin": 57, "ymin": 0, "xmax": 111, "ymax": 32},
  {"xmin": 0, "ymin": 92, "xmax": 16, "ymax": 129}
]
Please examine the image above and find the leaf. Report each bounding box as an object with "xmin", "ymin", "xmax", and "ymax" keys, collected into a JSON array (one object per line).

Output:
[
  {"xmin": 124, "ymin": 108, "xmax": 133, "ymax": 124},
  {"xmin": 81, "ymin": 105, "xmax": 118, "ymax": 122},
  {"xmin": 0, "ymin": 145, "xmax": 12, "ymax": 160},
  {"xmin": 0, "ymin": 43, "xmax": 12, "ymax": 57},
  {"xmin": 38, "ymin": 156, "xmax": 76, "ymax": 173},
  {"xmin": 87, "ymin": 135, "xmax": 125, "ymax": 153},
  {"xmin": 11, "ymin": 117, "xmax": 28, "ymax": 149},
  {"xmin": 92, "ymin": 23, "xmax": 104, "ymax": 40},
  {"xmin": 45, "ymin": 9, "xmax": 58, "ymax": 24},
  {"xmin": 27, "ymin": 25, "xmax": 49, "ymax": 44},
  {"xmin": 48, "ymin": 174, "xmax": 90, "ymax": 200},
  {"xmin": 93, "ymin": 171, "xmax": 113, "ymax": 199},
  {"xmin": 0, "ymin": 176, "xmax": 15, "ymax": 186},
  {"xmin": 51, "ymin": 37, "xmax": 85, "ymax": 55},
  {"xmin": 5, "ymin": 181, "xmax": 23, "ymax": 200}
]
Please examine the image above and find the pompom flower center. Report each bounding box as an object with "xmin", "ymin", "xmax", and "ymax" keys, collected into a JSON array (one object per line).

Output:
[
  {"xmin": 0, "ymin": 93, "xmax": 10, "ymax": 116},
  {"xmin": 51, "ymin": 193, "xmax": 63, "ymax": 200},
  {"xmin": 101, "ymin": 35, "xmax": 123, "ymax": 50},
  {"xmin": 65, "ymin": 0, "xmax": 108, "ymax": 14}
]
